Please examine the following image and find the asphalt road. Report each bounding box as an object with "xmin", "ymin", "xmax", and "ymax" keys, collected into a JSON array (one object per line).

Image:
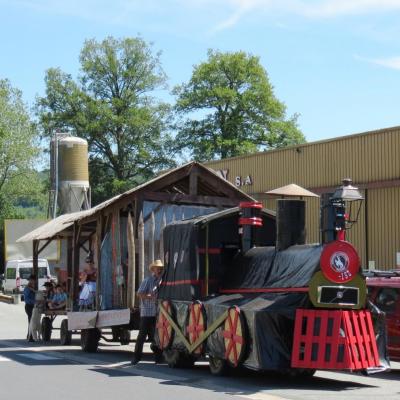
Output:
[{"xmin": 1, "ymin": 300, "xmax": 400, "ymax": 400}]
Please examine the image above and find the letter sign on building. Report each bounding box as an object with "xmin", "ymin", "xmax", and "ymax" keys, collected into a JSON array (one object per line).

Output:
[
  {"xmin": 215, "ymin": 169, "xmax": 253, "ymax": 187},
  {"xmin": 215, "ymin": 169, "xmax": 229, "ymax": 180},
  {"xmin": 235, "ymin": 175, "xmax": 253, "ymax": 187}
]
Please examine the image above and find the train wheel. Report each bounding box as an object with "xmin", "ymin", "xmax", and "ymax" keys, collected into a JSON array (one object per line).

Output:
[
  {"xmin": 223, "ymin": 306, "xmax": 246, "ymax": 367},
  {"xmin": 156, "ymin": 300, "xmax": 174, "ymax": 350},
  {"xmin": 163, "ymin": 349, "xmax": 195, "ymax": 369},
  {"xmin": 41, "ymin": 317, "xmax": 52, "ymax": 342},
  {"xmin": 186, "ymin": 301, "xmax": 206, "ymax": 354},
  {"xmin": 60, "ymin": 319, "xmax": 72, "ymax": 345},
  {"xmin": 81, "ymin": 328, "xmax": 100, "ymax": 352},
  {"xmin": 209, "ymin": 356, "xmax": 229, "ymax": 376}
]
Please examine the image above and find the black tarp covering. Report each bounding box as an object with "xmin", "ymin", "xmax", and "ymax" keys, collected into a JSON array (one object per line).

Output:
[
  {"xmin": 163, "ymin": 293, "xmax": 310, "ymax": 370},
  {"xmin": 203, "ymin": 293, "xmax": 311, "ymax": 370},
  {"xmin": 158, "ymin": 208, "xmax": 276, "ymax": 301},
  {"xmin": 366, "ymin": 300, "xmax": 391, "ymax": 373},
  {"xmin": 224, "ymin": 245, "xmax": 323, "ymax": 290},
  {"xmin": 160, "ymin": 222, "xmax": 201, "ymax": 301},
  {"xmin": 165, "ymin": 292, "xmax": 389, "ymax": 371}
]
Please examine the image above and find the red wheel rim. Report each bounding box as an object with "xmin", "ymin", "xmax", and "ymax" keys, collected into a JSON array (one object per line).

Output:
[
  {"xmin": 222, "ymin": 306, "xmax": 246, "ymax": 367},
  {"xmin": 156, "ymin": 300, "xmax": 173, "ymax": 350},
  {"xmin": 320, "ymin": 240, "xmax": 360, "ymax": 283},
  {"xmin": 186, "ymin": 302, "xmax": 206, "ymax": 354}
]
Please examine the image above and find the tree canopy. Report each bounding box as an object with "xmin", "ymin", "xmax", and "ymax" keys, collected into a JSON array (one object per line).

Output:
[
  {"xmin": 0, "ymin": 79, "xmax": 44, "ymax": 214},
  {"xmin": 173, "ymin": 50, "xmax": 305, "ymax": 161},
  {"xmin": 36, "ymin": 36, "xmax": 175, "ymax": 205},
  {"xmin": 0, "ymin": 79, "xmax": 46, "ymax": 267}
]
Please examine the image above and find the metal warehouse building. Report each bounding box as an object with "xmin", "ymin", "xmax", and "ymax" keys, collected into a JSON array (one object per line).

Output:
[{"xmin": 206, "ymin": 126, "xmax": 400, "ymax": 270}]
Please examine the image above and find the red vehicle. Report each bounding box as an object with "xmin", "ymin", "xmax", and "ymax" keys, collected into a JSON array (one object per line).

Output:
[{"xmin": 367, "ymin": 272, "xmax": 400, "ymax": 362}]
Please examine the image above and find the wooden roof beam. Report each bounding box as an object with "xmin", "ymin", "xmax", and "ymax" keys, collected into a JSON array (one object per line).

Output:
[{"xmin": 144, "ymin": 191, "xmax": 242, "ymax": 207}]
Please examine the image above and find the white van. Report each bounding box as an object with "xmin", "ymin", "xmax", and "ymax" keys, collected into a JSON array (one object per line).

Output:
[{"xmin": 3, "ymin": 259, "xmax": 51, "ymax": 294}]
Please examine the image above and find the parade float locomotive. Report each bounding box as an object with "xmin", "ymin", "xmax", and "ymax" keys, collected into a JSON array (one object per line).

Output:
[{"xmin": 155, "ymin": 179, "xmax": 387, "ymax": 376}]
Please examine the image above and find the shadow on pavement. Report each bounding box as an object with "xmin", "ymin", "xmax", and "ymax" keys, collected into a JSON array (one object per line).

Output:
[
  {"xmin": 90, "ymin": 367, "xmax": 138, "ymax": 377},
  {"xmin": 0, "ymin": 338, "xmax": 383, "ymax": 398},
  {"xmin": 362, "ymin": 367, "xmax": 400, "ymax": 382},
  {"xmin": 157, "ymin": 364, "xmax": 377, "ymax": 395}
]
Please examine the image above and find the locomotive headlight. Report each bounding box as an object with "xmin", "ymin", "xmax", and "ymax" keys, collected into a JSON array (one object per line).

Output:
[{"xmin": 309, "ymin": 272, "xmax": 366, "ymax": 309}]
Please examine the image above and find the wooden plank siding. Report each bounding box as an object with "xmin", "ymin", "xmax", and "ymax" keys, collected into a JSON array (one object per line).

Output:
[{"xmin": 206, "ymin": 126, "xmax": 400, "ymax": 269}]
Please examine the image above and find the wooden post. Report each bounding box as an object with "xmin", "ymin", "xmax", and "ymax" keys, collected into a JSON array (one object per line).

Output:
[
  {"xmin": 159, "ymin": 211, "xmax": 166, "ymax": 261},
  {"xmin": 138, "ymin": 211, "xmax": 145, "ymax": 283},
  {"xmin": 205, "ymin": 224, "xmax": 209, "ymax": 297},
  {"xmin": 189, "ymin": 169, "xmax": 198, "ymax": 195},
  {"xmin": 67, "ymin": 236, "xmax": 73, "ymax": 310},
  {"xmin": 32, "ymin": 240, "xmax": 39, "ymax": 290},
  {"xmin": 72, "ymin": 222, "xmax": 81, "ymax": 308},
  {"xmin": 150, "ymin": 211, "xmax": 155, "ymax": 263},
  {"xmin": 95, "ymin": 213, "xmax": 103, "ymax": 311},
  {"xmin": 127, "ymin": 211, "xmax": 136, "ymax": 308}
]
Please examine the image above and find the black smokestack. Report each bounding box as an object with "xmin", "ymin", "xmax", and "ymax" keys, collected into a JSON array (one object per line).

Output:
[
  {"xmin": 239, "ymin": 202, "xmax": 263, "ymax": 253},
  {"xmin": 276, "ymin": 199, "xmax": 306, "ymax": 251}
]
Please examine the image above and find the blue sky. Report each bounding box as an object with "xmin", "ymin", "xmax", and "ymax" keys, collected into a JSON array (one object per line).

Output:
[{"xmin": 1, "ymin": 0, "xmax": 400, "ymax": 142}]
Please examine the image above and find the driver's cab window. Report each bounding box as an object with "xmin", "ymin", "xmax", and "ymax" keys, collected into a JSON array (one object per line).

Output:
[{"xmin": 376, "ymin": 288, "xmax": 399, "ymax": 313}]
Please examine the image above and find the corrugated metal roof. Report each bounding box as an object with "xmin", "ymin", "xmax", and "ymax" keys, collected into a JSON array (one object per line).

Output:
[{"xmin": 16, "ymin": 211, "xmax": 89, "ymax": 242}]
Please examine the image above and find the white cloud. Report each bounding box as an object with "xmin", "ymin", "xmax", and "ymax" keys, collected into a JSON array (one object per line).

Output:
[
  {"xmin": 210, "ymin": 1, "xmax": 261, "ymax": 33},
  {"xmin": 209, "ymin": 0, "xmax": 400, "ymax": 31},
  {"xmin": 355, "ymin": 54, "xmax": 400, "ymax": 70}
]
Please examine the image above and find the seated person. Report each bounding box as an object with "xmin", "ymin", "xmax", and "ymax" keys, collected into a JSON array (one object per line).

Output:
[
  {"xmin": 78, "ymin": 255, "xmax": 97, "ymax": 310},
  {"xmin": 84, "ymin": 256, "xmax": 97, "ymax": 283},
  {"xmin": 41, "ymin": 281, "xmax": 55, "ymax": 309},
  {"xmin": 48, "ymin": 285, "xmax": 68, "ymax": 310}
]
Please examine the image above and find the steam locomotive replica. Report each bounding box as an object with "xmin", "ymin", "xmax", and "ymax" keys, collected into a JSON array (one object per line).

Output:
[{"xmin": 154, "ymin": 179, "xmax": 387, "ymax": 376}]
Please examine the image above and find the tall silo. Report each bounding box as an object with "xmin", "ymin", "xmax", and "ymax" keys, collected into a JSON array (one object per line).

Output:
[
  {"xmin": 57, "ymin": 136, "xmax": 91, "ymax": 215},
  {"xmin": 48, "ymin": 132, "xmax": 71, "ymax": 218}
]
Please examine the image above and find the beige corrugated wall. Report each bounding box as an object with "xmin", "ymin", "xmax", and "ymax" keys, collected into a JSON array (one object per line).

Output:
[
  {"xmin": 206, "ymin": 127, "xmax": 400, "ymax": 269},
  {"xmin": 367, "ymin": 187, "xmax": 400, "ymax": 269}
]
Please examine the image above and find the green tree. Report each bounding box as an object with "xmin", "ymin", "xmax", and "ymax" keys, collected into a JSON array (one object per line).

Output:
[
  {"xmin": 0, "ymin": 79, "xmax": 45, "ymax": 269},
  {"xmin": 0, "ymin": 79, "xmax": 42, "ymax": 208},
  {"xmin": 173, "ymin": 50, "xmax": 305, "ymax": 161},
  {"xmin": 36, "ymin": 36, "xmax": 175, "ymax": 205}
]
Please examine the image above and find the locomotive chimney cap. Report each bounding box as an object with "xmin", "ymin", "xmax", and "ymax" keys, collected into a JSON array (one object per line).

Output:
[{"xmin": 265, "ymin": 184, "xmax": 319, "ymax": 198}]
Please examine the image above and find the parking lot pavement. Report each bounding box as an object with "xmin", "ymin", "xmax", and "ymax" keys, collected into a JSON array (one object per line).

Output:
[{"xmin": 1, "ymin": 301, "xmax": 400, "ymax": 400}]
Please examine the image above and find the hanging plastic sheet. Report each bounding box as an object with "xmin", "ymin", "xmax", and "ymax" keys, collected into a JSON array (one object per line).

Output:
[
  {"xmin": 142, "ymin": 201, "xmax": 218, "ymax": 275},
  {"xmin": 100, "ymin": 231, "xmax": 113, "ymax": 310}
]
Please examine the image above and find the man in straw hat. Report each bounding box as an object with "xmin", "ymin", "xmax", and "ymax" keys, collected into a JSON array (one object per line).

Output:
[{"xmin": 131, "ymin": 259, "xmax": 164, "ymax": 365}]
